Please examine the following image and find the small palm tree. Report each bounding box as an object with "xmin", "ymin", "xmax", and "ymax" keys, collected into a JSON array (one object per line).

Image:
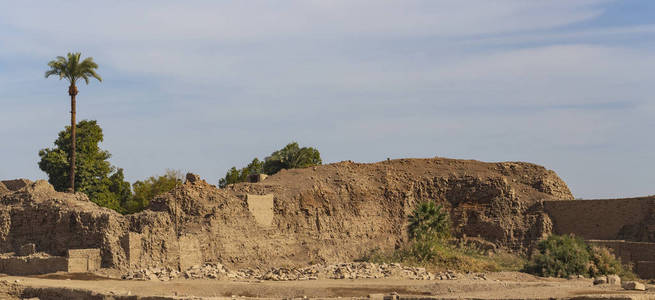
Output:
[
  {"xmin": 408, "ymin": 201, "xmax": 451, "ymax": 241},
  {"xmin": 45, "ymin": 52, "xmax": 102, "ymax": 192}
]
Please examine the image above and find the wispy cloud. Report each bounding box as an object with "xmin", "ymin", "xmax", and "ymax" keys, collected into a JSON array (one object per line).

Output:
[{"xmin": 0, "ymin": 0, "xmax": 654, "ymax": 198}]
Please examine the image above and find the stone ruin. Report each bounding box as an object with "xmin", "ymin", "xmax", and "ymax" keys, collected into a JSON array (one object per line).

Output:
[{"xmin": 2, "ymin": 158, "xmax": 653, "ymax": 279}]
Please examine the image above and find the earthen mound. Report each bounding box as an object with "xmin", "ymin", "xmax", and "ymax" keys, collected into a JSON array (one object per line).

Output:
[
  {"xmin": 0, "ymin": 157, "xmax": 572, "ymax": 272},
  {"xmin": 145, "ymin": 157, "xmax": 571, "ymax": 269}
]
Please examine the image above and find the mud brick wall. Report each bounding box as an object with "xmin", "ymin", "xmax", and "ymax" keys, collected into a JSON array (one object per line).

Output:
[
  {"xmin": 636, "ymin": 262, "xmax": 655, "ymax": 279},
  {"xmin": 0, "ymin": 255, "xmax": 67, "ymax": 275},
  {"xmin": 544, "ymin": 197, "xmax": 655, "ymax": 240},
  {"xmin": 587, "ymin": 240, "xmax": 655, "ymax": 263}
]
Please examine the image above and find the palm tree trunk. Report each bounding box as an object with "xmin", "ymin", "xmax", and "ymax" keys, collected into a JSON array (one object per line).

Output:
[{"xmin": 69, "ymin": 84, "xmax": 78, "ymax": 193}]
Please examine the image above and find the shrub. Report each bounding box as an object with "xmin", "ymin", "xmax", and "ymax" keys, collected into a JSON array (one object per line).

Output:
[
  {"xmin": 524, "ymin": 234, "xmax": 590, "ymax": 277},
  {"xmin": 589, "ymin": 246, "xmax": 636, "ymax": 280},
  {"xmin": 408, "ymin": 201, "xmax": 450, "ymax": 241},
  {"xmin": 524, "ymin": 234, "xmax": 635, "ymax": 279}
]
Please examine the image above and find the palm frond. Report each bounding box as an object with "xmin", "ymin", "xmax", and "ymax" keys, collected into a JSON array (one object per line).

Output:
[{"xmin": 45, "ymin": 52, "xmax": 101, "ymax": 84}]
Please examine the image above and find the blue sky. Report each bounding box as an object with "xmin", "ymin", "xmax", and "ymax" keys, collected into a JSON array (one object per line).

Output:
[{"xmin": 1, "ymin": 0, "xmax": 654, "ymax": 199}]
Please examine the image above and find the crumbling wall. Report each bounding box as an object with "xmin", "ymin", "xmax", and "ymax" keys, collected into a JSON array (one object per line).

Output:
[
  {"xmin": 0, "ymin": 157, "xmax": 574, "ymax": 272},
  {"xmin": 0, "ymin": 181, "xmax": 129, "ymax": 269}
]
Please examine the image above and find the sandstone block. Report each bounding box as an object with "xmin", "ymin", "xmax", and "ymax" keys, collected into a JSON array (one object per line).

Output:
[
  {"xmin": 622, "ymin": 281, "xmax": 646, "ymax": 291},
  {"xmin": 606, "ymin": 274, "xmax": 621, "ymax": 285},
  {"xmin": 593, "ymin": 276, "xmax": 607, "ymax": 285},
  {"xmin": 0, "ymin": 179, "xmax": 31, "ymax": 191},
  {"xmin": 246, "ymin": 194, "xmax": 274, "ymax": 227},
  {"xmin": 67, "ymin": 249, "xmax": 101, "ymax": 273}
]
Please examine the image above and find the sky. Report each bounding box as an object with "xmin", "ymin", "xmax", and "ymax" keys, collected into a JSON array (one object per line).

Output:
[{"xmin": 0, "ymin": 0, "xmax": 654, "ymax": 199}]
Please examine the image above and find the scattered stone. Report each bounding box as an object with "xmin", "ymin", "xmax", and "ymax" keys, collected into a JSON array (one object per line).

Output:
[
  {"xmin": 593, "ymin": 276, "xmax": 607, "ymax": 285},
  {"xmin": 622, "ymin": 281, "xmax": 646, "ymax": 291},
  {"xmin": 122, "ymin": 262, "xmax": 460, "ymax": 282}
]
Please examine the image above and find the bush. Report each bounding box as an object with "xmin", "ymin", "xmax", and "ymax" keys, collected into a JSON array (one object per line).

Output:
[
  {"xmin": 408, "ymin": 201, "xmax": 450, "ymax": 241},
  {"xmin": 524, "ymin": 234, "xmax": 634, "ymax": 279}
]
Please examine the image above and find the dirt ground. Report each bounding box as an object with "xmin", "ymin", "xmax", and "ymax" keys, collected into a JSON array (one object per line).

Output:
[{"xmin": 1, "ymin": 272, "xmax": 654, "ymax": 299}]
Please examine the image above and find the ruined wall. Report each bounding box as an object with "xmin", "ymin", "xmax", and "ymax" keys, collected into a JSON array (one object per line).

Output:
[
  {"xmin": 0, "ymin": 158, "xmax": 574, "ymax": 272},
  {"xmin": 544, "ymin": 197, "xmax": 655, "ymax": 241},
  {"xmin": 142, "ymin": 158, "xmax": 572, "ymax": 268},
  {"xmin": 0, "ymin": 255, "xmax": 68, "ymax": 275},
  {"xmin": 0, "ymin": 181, "xmax": 130, "ymax": 269}
]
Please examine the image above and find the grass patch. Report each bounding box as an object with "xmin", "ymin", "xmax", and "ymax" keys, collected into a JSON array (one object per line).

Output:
[{"xmin": 359, "ymin": 240, "xmax": 526, "ymax": 273}]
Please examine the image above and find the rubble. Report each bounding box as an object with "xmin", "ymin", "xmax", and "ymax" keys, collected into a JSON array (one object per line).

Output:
[{"xmin": 121, "ymin": 262, "xmax": 477, "ymax": 282}]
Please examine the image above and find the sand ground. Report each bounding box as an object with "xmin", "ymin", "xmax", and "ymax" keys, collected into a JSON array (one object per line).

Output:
[{"xmin": 1, "ymin": 272, "xmax": 654, "ymax": 299}]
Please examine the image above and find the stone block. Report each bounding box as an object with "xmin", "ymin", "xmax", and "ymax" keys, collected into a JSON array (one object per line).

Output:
[
  {"xmin": 246, "ymin": 194, "xmax": 274, "ymax": 227},
  {"xmin": 606, "ymin": 274, "xmax": 621, "ymax": 285},
  {"xmin": 179, "ymin": 235, "xmax": 202, "ymax": 271},
  {"xmin": 622, "ymin": 281, "xmax": 646, "ymax": 291},
  {"xmin": 0, "ymin": 179, "xmax": 31, "ymax": 191},
  {"xmin": 247, "ymin": 174, "xmax": 268, "ymax": 183},
  {"xmin": 17, "ymin": 243, "xmax": 36, "ymax": 256},
  {"xmin": 122, "ymin": 232, "xmax": 142, "ymax": 268},
  {"xmin": 67, "ymin": 249, "xmax": 101, "ymax": 273}
]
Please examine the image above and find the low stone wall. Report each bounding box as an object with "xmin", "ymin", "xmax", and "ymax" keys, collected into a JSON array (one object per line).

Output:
[
  {"xmin": 68, "ymin": 249, "xmax": 101, "ymax": 273},
  {"xmin": 0, "ymin": 255, "xmax": 67, "ymax": 275}
]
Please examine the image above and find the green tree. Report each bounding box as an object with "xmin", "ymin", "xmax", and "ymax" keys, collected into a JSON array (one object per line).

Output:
[
  {"xmin": 262, "ymin": 142, "xmax": 321, "ymax": 175},
  {"xmin": 45, "ymin": 52, "xmax": 102, "ymax": 192},
  {"xmin": 128, "ymin": 170, "xmax": 183, "ymax": 213},
  {"xmin": 38, "ymin": 120, "xmax": 129, "ymax": 210},
  {"xmin": 219, "ymin": 158, "xmax": 264, "ymax": 188},
  {"xmin": 218, "ymin": 143, "xmax": 321, "ymax": 188}
]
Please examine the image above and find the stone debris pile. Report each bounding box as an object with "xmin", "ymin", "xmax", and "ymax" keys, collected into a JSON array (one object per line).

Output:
[{"xmin": 122, "ymin": 262, "xmax": 471, "ymax": 282}]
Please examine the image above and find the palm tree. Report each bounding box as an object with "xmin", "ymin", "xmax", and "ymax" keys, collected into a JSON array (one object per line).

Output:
[{"xmin": 45, "ymin": 52, "xmax": 102, "ymax": 193}]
